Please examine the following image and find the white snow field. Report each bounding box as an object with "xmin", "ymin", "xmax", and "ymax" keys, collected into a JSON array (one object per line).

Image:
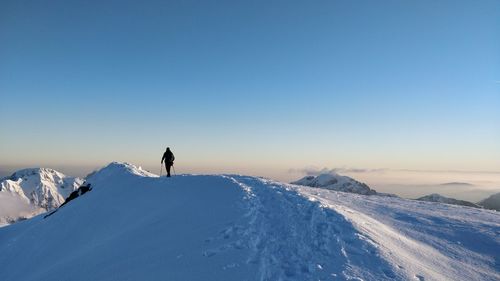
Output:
[{"xmin": 0, "ymin": 162, "xmax": 498, "ymax": 281}]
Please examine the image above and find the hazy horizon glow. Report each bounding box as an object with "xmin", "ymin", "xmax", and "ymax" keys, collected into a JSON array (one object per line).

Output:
[
  {"xmin": 1, "ymin": 0, "xmax": 499, "ymax": 199},
  {"xmin": 1, "ymin": 162, "xmax": 499, "ymax": 202}
]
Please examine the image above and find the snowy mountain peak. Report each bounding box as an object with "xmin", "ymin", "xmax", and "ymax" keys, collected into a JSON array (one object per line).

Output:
[
  {"xmin": 85, "ymin": 162, "xmax": 156, "ymax": 186},
  {"xmin": 0, "ymin": 167, "xmax": 83, "ymax": 212},
  {"xmin": 291, "ymin": 172, "xmax": 377, "ymax": 195},
  {"xmin": 416, "ymin": 193, "xmax": 480, "ymax": 208},
  {"xmin": 103, "ymin": 162, "xmax": 156, "ymax": 177},
  {"xmin": 7, "ymin": 167, "xmax": 67, "ymax": 182}
]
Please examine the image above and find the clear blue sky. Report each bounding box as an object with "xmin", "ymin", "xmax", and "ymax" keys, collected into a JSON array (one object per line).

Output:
[{"xmin": 1, "ymin": 0, "xmax": 499, "ymax": 182}]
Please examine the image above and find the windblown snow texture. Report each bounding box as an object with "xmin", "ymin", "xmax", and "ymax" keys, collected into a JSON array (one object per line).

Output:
[{"xmin": 0, "ymin": 162, "xmax": 498, "ymax": 281}]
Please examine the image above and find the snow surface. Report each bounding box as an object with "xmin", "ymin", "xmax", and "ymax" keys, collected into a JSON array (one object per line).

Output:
[
  {"xmin": 298, "ymin": 187, "xmax": 500, "ymax": 281},
  {"xmin": 0, "ymin": 162, "xmax": 498, "ymax": 281}
]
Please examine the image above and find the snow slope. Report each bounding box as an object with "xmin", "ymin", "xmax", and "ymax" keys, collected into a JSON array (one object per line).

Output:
[
  {"xmin": 292, "ymin": 173, "xmax": 377, "ymax": 195},
  {"xmin": 298, "ymin": 187, "xmax": 500, "ymax": 281},
  {"xmin": 0, "ymin": 162, "xmax": 498, "ymax": 281},
  {"xmin": 416, "ymin": 193, "xmax": 480, "ymax": 208}
]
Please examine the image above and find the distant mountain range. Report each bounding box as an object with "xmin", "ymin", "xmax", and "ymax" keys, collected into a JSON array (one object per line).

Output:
[
  {"xmin": 291, "ymin": 173, "xmax": 378, "ymax": 195},
  {"xmin": 416, "ymin": 194, "xmax": 480, "ymax": 208},
  {"xmin": 0, "ymin": 168, "xmax": 83, "ymax": 225},
  {"xmin": 291, "ymin": 172, "xmax": 499, "ymax": 211}
]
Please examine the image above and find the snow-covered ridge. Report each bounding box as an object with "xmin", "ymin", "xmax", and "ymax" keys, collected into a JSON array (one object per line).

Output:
[
  {"xmin": 291, "ymin": 172, "xmax": 378, "ymax": 195},
  {"xmin": 416, "ymin": 193, "xmax": 481, "ymax": 208},
  {"xmin": 1, "ymin": 162, "xmax": 498, "ymax": 281},
  {"xmin": 0, "ymin": 163, "xmax": 151, "ymax": 226}
]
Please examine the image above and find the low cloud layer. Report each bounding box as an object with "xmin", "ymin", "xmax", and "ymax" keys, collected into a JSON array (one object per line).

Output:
[
  {"xmin": 439, "ymin": 182, "xmax": 474, "ymax": 186},
  {"xmin": 290, "ymin": 166, "xmax": 500, "ymax": 176},
  {"xmin": 289, "ymin": 167, "xmax": 387, "ymax": 176}
]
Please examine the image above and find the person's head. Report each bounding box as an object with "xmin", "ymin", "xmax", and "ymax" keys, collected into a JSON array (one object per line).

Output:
[{"xmin": 166, "ymin": 147, "xmax": 170, "ymax": 152}]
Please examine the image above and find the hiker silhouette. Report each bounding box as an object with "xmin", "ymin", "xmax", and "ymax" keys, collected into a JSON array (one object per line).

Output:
[{"xmin": 161, "ymin": 147, "xmax": 175, "ymax": 177}]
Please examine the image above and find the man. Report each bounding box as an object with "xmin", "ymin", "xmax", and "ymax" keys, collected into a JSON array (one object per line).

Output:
[{"xmin": 161, "ymin": 147, "xmax": 175, "ymax": 177}]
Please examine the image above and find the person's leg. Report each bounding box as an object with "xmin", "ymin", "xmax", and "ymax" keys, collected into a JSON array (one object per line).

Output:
[{"xmin": 167, "ymin": 165, "xmax": 171, "ymax": 177}]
